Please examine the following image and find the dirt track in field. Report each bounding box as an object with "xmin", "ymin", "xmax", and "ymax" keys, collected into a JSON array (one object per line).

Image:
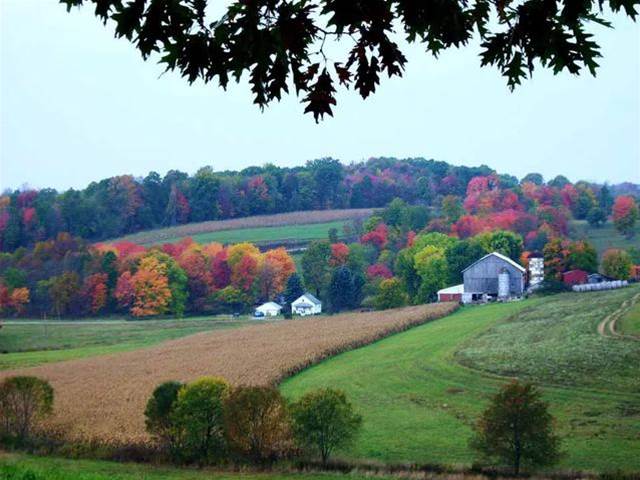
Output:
[
  {"xmin": 597, "ymin": 291, "xmax": 640, "ymax": 339},
  {"xmin": 0, "ymin": 303, "xmax": 457, "ymax": 444}
]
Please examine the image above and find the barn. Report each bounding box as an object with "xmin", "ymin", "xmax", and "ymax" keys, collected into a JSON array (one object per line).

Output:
[
  {"xmin": 462, "ymin": 252, "xmax": 525, "ymax": 302},
  {"xmin": 562, "ymin": 269, "xmax": 588, "ymax": 286},
  {"xmin": 437, "ymin": 284, "xmax": 464, "ymax": 303}
]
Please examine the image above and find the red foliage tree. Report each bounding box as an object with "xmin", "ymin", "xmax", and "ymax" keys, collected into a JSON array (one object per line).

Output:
[
  {"xmin": 366, "ymin": 264, "xmax": 393, "ymax": 279},
  {"xmin": 329, "ymin": 243, "xmax": 350, "ymax": 266},
  {"xmin": 361, "ymin": 223, "xmax": 388, "ymax": 249}
]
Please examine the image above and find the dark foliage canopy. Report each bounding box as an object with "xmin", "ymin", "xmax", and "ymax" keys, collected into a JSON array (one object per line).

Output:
[{"xmin": 61, "ymin": 0, "xmax": 638, "ymax": 120}]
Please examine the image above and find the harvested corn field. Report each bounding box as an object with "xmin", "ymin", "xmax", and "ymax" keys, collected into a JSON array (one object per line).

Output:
[{"xmin": 0, "ymin": 303, "xmax": 457, "ymax": 444}]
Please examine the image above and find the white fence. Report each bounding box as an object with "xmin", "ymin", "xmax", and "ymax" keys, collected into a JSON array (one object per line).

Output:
[{"xmin": 572, "ymin": 280, "xmax": 629, "ymax": 292}]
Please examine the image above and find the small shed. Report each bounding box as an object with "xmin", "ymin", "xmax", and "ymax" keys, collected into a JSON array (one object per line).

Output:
[
  {"xmin": 254, "ymin": 302, "xmax": 282, "ymax": 317},
  {"xmin": 632, "ymin": 265, "xmax": 640, "ymax": 281},
  {"xmin": 437, "ymin": 284, "xmax": 464, "ymax": 303},
  {"xmin": 462, "ymin": 252, "xmax": 526, "ymax": 301},
  {"xmin": 292, "ymin": 293, "xmax": 322, "ymax": 316},
  {"xmin": 562, "ymin": 269, "xmax": 588, "ymax": 286}
]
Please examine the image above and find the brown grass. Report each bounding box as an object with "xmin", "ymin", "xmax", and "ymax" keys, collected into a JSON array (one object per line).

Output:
[
  {"xmin": 109, "ymin": 208, "xmax": 377, "ymax": 245},
  {"xmin": 0, "ymin": 303, "xmax": 457, "ymax": 444}
]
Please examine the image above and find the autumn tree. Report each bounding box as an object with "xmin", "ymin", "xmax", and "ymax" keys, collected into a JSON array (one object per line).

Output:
[
  {"xmin": 471, "ymin": 381, "xmax": 561, "ymax": 475},
  {"xmin": 223, "ymin": 386, "xmax": 293, "ymax": 463},
  {"xmin": 613, "ymin": 196, "xmax": 639, "ymax": 238},
  {"xmin": 374, "ymin": 277, "xmax": 408, "ymax": 310},
  {"xmin": 601, "ymin": 249, "xmax": 633, "ymax": 280},
  {"xmin": 62, "ymin": 0, "xmax": 636, "ymax": 121},
  {"xmin": 129, "ymin": 256, "xmax": 172, "ymax": 317},
  {"xmin": 81, "ymin": 273, "xmax": 108, "ymax": 315}
]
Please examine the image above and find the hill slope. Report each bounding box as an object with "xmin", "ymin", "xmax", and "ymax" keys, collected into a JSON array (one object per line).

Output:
[{"xmin": 281, "ymin": 287, "xmax": 640, "ymax": 472}]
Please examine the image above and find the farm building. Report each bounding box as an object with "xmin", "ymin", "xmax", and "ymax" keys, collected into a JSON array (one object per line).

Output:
[
  {"xmin": 254, "ymin": 302, "xmax": 282, "ymax": 317},
  {"xmin": 632, "ymin": 265, "xmax": 640, "ymax": 281},
  {"xmin": 527, "ymin": 253, "xmax": 544, "ymax": 288},
  {"xmin": 462, "ymin": 252, "xmax": 526, "ymax": 302},
  {"xmin": 292, "ymin": 293, "xmax": 322, "ymax": 316},
  {"xmin": 437, "ymin": 284, "xmax": 464, "ymax": 303},
  {"xmin": 562, "ymin": 269, "xmax": 588, "ymax": 286}
]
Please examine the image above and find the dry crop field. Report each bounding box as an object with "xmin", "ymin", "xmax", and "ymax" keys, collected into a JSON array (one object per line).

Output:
[
  {"xmin": 110, "ymin": 209, "xmax": 377, "ymax": 245},
  {"xmin": 0, "ymin": 303, "xmax": 457, "ymax": 444}
]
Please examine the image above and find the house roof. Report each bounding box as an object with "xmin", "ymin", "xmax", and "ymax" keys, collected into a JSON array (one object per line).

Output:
[
  {"xmin": 294, "ymin": 293, "xmax": 321, "ymax": 305},
  {"xmin": 256, "ymin": 302, "xmax": 282, "ymax": 310},
  {"xmin": 437, "ymin": 284, "xmax": 464, "ymax": 295},
  {"xmin": 462, "ymin": 252, "xmax": 526, "ymax": 274},
  {"xmin": 294, "ymin": 303, "xmax": 314, "ymax": 309}
]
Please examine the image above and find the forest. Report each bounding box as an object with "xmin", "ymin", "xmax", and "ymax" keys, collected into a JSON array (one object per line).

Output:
[
  {"xmin": 3, "ymin": 156, "xmax": 636, "ymax": 252},
  {"xmin": 1, "ymin": 163, "xmax": 638, "ymax": 319}
]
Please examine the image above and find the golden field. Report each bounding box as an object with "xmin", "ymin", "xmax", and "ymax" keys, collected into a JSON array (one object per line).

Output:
[{"xmin": 0, "ymin": 303, "xmax": 458, "ymax": 444}]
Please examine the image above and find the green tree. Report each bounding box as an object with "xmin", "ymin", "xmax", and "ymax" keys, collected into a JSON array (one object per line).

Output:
[
  {"xmin": 327, "ymin": 266, "xmax": 363, "ymax": 313},
  {"xmin": 445, "ymin": 239, "xmax": 487, "ymax": 284},
  {"xmin": 567, "ymin": 241, "xmax": 598, "ymax": 272},
  {"xmin": 301, "ymin": 241, "xmax": 332, "ymax": 298},
  {"xmin": 172, "ymin": 377, "xmax": 230, "ymax": 465},
  {"xmin": 601, "ymin": 249, "xmax": 633, "ymax": 280},
  {"xmin": 521, "ymin": 173, "xmax": 544, "ymax": 185},
  {"xmin": 586, "ymin": 206, "xmax": 607, "ymax": 228},
  {"xmin": 476, "ymin": 230, "xmax": 523, "ymax": 261},
  {"xmin": 144, "ymin": 381, "xmax": 184, "ymax": 457},
  {"xmin": 284, "ymin": 273, "xmax": 305, "ymax": 306},
  {"xmin": 471, "ymin": 381, "xmax": 561, "ymax": 475},
  {"xmin": 597, "ymin": 184, "xmax": 614, "ymax": 214},
  {"xmin": 374, "ymin": 278, "xmax": 408, "ymax": 310},
  {"xmin": 291, "ymin": 388, "xmax": 362, "ymax": 465},
  {"xmin": 223, "ymin": 386, "xmax": 292, "ymax": 464},
  {"xmin": 548, "ymin": 175, "xmax": 571, "ymax": 188},
  {"xmin": 0, "ymin": 376, "xmax": 54, "ymax": 442},
  {"xmin": 414, "ymin": 246, "xmax": 449, "ymax": 303}
]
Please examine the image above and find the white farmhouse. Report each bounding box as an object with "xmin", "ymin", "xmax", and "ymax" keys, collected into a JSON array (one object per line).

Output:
[
  {"xmin": 291, "ymin": 293, "xmax": 322, "ymax": 316},
  {"xmin": 254, "ymin": 301, "xmax": 282, "ymax": 317}
]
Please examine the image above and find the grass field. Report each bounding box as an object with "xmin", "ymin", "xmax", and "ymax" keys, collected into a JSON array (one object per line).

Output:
[
  {"xmin": 0, "ymin": 317, "xmax": 258, "ymax": 370},
  {"xmin": 0, "ymin": 303, "xmax": 456, "ymax": 443},
  {"xmin": 569, "ymin": 220, "xmax": 639, "ymax": 257},
  {"xmin": 181, "ymin": 220, "xmax": 349, "ymax": 245},
  {"xmin": 619, "ymin": 301, "xmax": 640, "ymax": 337},
  {"xmin": 0, "ymin": 453, "xmax": 380, "ymax": 480},
  {"xmin": 281, "ymin": 287, "xmax": 640, "ymax": 472},
  {"xmin": 109, "ymin": 209, "xmax": 375, "ymax": 246}
]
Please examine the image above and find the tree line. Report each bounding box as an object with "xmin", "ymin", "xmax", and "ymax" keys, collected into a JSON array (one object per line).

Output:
[
  {"xmin": 1, "ymin": 171, "xmax": 638, "ymax": 318},
  {"xmin": 2, "ymin": 157, "xmax": 637, "ymax": 253},
  {"xmin": 1, "ymin": 373, "xmax": 562, "ymax": 475}
]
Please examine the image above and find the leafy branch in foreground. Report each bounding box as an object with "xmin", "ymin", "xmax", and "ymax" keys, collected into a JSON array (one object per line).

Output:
[{"xmin": 52, "ymin": 0, "xmax": 640, "ymax": 120}]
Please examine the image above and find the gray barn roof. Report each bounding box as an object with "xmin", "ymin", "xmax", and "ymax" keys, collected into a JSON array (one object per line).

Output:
[{"xmin": 462, "ymin": 252, "xmax": 525, "ymax": 274}]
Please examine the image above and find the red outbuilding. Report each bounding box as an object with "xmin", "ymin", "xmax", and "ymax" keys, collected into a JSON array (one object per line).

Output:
[
  {"xmin": 562, "ymin": 269, "xmax": 588, "ymax": 286},
  {"xmin": 632, "ymin": 265, "xmax": 640, "ymax": 281}
]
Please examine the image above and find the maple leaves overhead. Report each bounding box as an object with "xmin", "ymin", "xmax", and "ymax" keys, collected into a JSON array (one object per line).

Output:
[{"xmin": 62, "ymin": 0, "xmax": 638, "ymax": 121}]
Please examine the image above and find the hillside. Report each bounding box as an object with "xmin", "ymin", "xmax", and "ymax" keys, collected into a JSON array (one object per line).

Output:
[
  {"xmin": 281, "ymin": 287, "xmax": 640, "ymax": 472},
  {"xmin": 569, "ymin": 220, "xmax": 640, "ymax": 257},
  {"xmin": 108, "ymin": 209, "xmax": 375, "ymax": 246}
]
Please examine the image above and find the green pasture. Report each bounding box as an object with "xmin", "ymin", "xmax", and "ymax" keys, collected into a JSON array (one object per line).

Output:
[
  {"xmin": 0, "ymin": 317, "xmax": 262, "ymax": 370},
  {"xmin": 569, "ymin": 220, "xmax": 639, "ymax": 257},
  {"xmin": 281, "ymin": 287, "xmax": 640, "ymax": 473}
]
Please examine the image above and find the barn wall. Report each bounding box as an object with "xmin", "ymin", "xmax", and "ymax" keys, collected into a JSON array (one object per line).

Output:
[{"xmin": 463, "ymin": 256, "xmax": 524, "ymax": 295}]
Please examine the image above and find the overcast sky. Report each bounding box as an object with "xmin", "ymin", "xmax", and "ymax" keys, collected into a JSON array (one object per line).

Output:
[{"xmin": 1, "ymin": 1, "xmax": 639, "ymax": 191}]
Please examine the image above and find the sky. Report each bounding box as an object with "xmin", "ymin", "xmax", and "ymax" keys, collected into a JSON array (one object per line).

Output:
[{"xmin": 1, "ymin": 1, "xmax": 639, "ymax": 192}]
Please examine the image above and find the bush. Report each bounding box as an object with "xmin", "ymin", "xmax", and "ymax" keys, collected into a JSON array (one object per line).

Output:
[
  {"xmin": 470, "ymin": 381, "xmax": 561, "ymax": 475},
  {"xmin": 224, "ymin": 385, "xmax": 293, "ymax": 463},
  {"xmin": 291, "ymin": 388, "xmax": 362, "ymax": 464},
  {"xmin": 373, "ymin": 277, "xmax": 408, "ymax": 310},
  {"xmin": 171, "ymin": 377, "xmax": 229, "ymax": 464},
  {"xmin": 144, "ymin": 380, "xmax": 184, "ymax": 457},
  {"xmin": 602, "ymin": 249, "xmax": 633, "ymax": 280},
  {"xmin": 0, "ymin": 376, "xmax": 54, "ymax": 443}
]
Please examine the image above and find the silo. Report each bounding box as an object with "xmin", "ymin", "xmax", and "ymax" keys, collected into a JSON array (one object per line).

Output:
[{"xmin": 498, "ymin": 268, "xmax": 510, "ymax": 300}]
